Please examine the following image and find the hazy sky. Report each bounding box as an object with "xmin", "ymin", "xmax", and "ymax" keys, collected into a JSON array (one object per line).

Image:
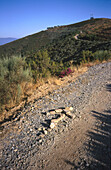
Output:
[{"xmin": 0, "ymin": 0, "xmax": 111, "ymax": 38}]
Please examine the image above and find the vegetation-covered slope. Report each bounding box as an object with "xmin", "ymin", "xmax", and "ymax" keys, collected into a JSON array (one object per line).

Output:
[{"xmin": 0, "ymin": 18, "xmax": 111, "ymax": 58}]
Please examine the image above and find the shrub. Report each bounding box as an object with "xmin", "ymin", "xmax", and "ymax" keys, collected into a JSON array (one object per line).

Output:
[
  {"xmin": 59, "ymin": 68, "xmax": 73, "ymax": 78},
  {"xmin": 26, "ymin": 50, "xmax": 51, "ymax": 81},
  {"xmin": 93, "ymin": 50, "xmax": 111, "ymax": 62},
  {"xmin": 26, "ymin": 50, "xmax": 66, "ymax": 81},
  {"xmin": 66, "ymin": 68, "xmax": 73, "ymax": 75},
  {"xmin": 81, "ymin": 50, "xmax": 111, "ymax": 64},
  {"xmin": 0, "ymin": 56, "xmax": 32, "ymax": 113}
]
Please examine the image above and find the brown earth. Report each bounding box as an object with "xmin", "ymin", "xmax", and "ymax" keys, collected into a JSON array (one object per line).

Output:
[
  {"xmin": 0, "ymin": 61, "xmax": 111, "ymax": 170},
  {"xmin": 28, "ymin": 81, "xmax": 111, "ymax": 169}
]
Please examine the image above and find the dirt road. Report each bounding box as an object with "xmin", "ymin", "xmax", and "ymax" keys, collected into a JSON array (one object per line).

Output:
[
  {"xmin": 30, "ymin": 83, "xmax": 111, "ymax": 170},
  {"xmin": 0, "ymin": 62, "xmax": 111, "ymax": 170}
]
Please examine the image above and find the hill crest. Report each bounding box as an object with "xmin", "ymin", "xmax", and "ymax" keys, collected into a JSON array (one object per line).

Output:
[{"xmin": 0, "ymin": 18, "xmax": 111, "ymax": 58}]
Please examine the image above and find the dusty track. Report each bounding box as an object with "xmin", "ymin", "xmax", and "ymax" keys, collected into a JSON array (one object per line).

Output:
[
  {"xmin": 33, "ymin": 86, "xmax": 111, "ymax": 170},
  {"xmin": 0, "ymin": 62, "xmax": 111, "ymax": 170}
]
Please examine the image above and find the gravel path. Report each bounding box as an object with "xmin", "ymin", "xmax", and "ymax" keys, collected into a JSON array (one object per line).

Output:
[{"xmin": 0, "ymin": 62, "xmax": 111, "ymax": 170}]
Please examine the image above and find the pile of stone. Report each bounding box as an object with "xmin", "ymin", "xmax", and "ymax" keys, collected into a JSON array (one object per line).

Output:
[
  {"xmin": 36, "ymin": 107, "xmax": 76, "ymax": 142},
  {"xmin": 48, "ymin": 107, "xmax": 75, "ymax": 129}
]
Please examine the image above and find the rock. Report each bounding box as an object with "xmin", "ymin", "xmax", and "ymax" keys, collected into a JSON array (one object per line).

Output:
[
  {"xmin": 47, "ymin": 110, "xmax": 56, "ymax": 115},
  {"xmin": 43, "ymin": 127, "xmax": 45, "ymax": 131},
  {"xmin": 38, "ymin": 127, "xmax": 42, "ymax": 131},
  {"xmin": 40, "ymin": 134, "xmax": 45, "ymax": 138},
  {"xmin": 55, "ymin": 109, "xmax": 63, "ymax": 113},
  {"xmin": 14, "ymin": 149, "xmax": 18, "ymax": 152},
  {"xmin": 46, "ymin": 112, "xmax": 50, "ymax": 116},
  {"xmin": 49, "ymin": 110, "xmax": 56, "ymax": 115},
  {"xmin": 39, "ymin": 139, "xmax": 42, "ymax": 143},
  {"xmin": 86, "ymin": 163, "xmax": 90, "ymax": 167},
  {"xmin": 51, "ymin": 114, "xmax": 65, "ymax": 124},
  {"xmin": 48, "ymin": 128, "xmax": 52, "ymax": 132},
  {"xmin": 50, "ymin": 122, "xmax": 56, "ymax": 129},
  {"xmin": 65, "ymin": 111, "xmax": 76, "ymax": 119},
  {"xmin": 69, "ymin": 107, "xmax": 73, "ymax": 111},
  {"xmin": 44, "ymin": 130, "xmax": 48, "ymax": 135},
  {"xmin": 64, "ymin": 107, "xmax": 73, "ymax": 112}
]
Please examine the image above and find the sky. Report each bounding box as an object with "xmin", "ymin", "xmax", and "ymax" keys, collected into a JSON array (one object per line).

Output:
[{"xmin": 0, "ymin": 0, "xmax": 111, "ymax": 38}]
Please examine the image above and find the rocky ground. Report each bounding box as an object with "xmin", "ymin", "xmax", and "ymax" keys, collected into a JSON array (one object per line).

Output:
[{"xmin": 0, "ymin": 62, "xmax": 111, "ymax": 170}]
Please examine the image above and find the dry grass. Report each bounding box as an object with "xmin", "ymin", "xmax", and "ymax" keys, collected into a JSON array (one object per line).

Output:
[
  {"xmin": 19, "ymin": 59, "xmax": 111, "ymax": 105},
  {"xmin": 0, "ymin": 65, "xmax": 88, "ymax": 122},
  {"xmin": 0, "ymin": 60, "xmax": 110, "ymax": 123},
  {"xmin": 8, "ymin": 65, "xmax": 88, "ymax": 105}
]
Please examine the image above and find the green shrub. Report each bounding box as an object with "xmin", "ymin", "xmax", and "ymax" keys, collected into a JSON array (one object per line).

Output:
[
  {"xmin": 26, "ymin": 50, "xmax": 51, "ymax": 81},
  {"xmin": 93, "ymin": 50, "xmax": 111, "ymax": 62},
  {"xmin": 82, "ymin": 50, "xmax": 93, "ymax": 63},
  {"xmin": 81, "ymin": 50, "xmax": 111, "ymax": 63},
  {"xmin": 26, "ymin": 50, "xmax": 65, "ymax": 81},
  {"xmin": 0, "ymin": 56, "xmax": 32, "ymax": 112}
]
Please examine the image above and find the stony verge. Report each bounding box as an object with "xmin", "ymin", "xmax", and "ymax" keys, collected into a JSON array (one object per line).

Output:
[
  {"xmin": 0, "ymin": 62, "xmax": 111, "ymax": 170},
  {"xmin": 0, "ymin": 66, "xmax": 88, "ymax": 122}
]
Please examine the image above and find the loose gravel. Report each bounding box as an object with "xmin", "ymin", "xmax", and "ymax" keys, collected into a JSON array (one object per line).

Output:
[{"xmin": 0, "ymin": 62, "xmax": 111, "ymax": 170}]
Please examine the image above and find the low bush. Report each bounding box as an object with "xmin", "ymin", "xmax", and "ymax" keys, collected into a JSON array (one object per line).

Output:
[
  {"xmin": 59, "ymin": 68, "xmax": 73, "ymax": 78},
  {"xmin": 93, "ymin": 50, "xmax": 111, "ymax": 62},
  {"xmin": 81, "ymin": 50, "xmax": 111, "ymax": 63},
  {"xmin": 0, "ymin": 56, "xmax": 31, "ymax": 113},
  {"xmin": 25, "ymin": 50, "xmax": 66, "ymax": 81}
]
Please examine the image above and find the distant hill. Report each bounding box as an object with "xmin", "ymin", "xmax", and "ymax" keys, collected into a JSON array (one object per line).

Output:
[
  {"xmin": 0, "ymin": 18, "xmax": 111, "ymax": 59},
  {"xmin": 0, "ymin": 38, "xmax": 17, "ymax": 46}
]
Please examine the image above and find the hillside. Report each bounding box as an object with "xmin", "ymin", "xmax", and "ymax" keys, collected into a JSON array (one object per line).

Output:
[{"xmin": 0, "ymin": 18, "xmax": 111, "ymax": 59}]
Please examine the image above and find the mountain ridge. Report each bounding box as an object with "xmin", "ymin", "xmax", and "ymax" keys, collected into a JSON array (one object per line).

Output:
[{"xmin": 0, "ymin": 18, "xmax": 111, "ymax": 58}]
